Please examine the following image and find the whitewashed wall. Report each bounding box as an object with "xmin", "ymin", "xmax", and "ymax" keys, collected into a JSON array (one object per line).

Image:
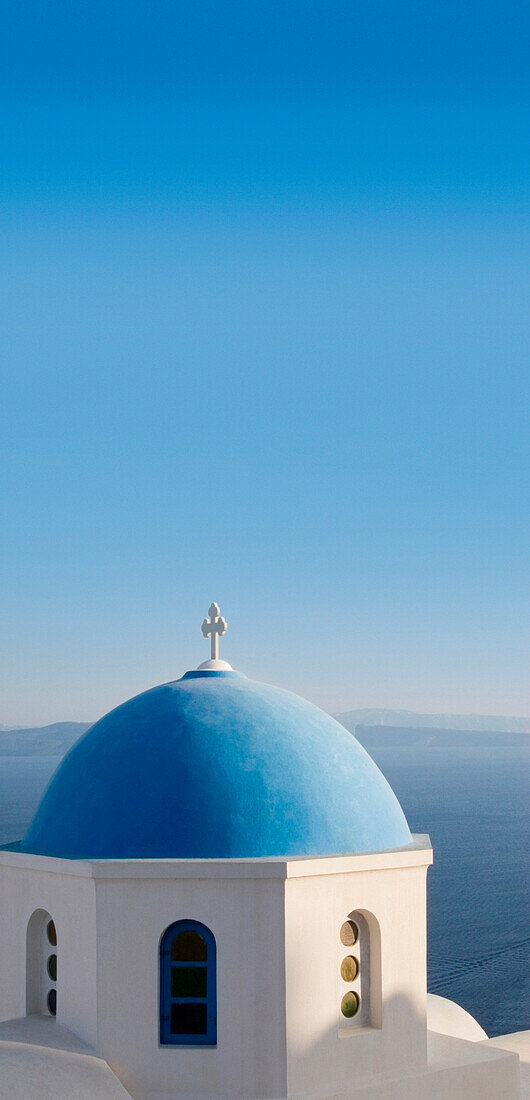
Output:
[
  {"xmin": 284, "ymin": 852, "xmax": 431, "ymax": 1096},
  {"xmin": 0, "ymin": 842, "xmax": 520, "ymax": 1100},
  {"xmin": 93, "ymin": 868, "xmax": 288, "ymax": 1100},
  {"xmin": 0, "ymin": 853, "xmax": 98, "ymax": 1046}
]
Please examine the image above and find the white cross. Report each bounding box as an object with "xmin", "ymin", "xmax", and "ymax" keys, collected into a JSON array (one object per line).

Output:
[{"xmin": 201, "ymin": 602, "xmax": 228, "ymax": 661}]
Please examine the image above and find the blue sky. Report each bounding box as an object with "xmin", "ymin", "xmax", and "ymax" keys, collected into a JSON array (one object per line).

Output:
[{"xmin": 1, "ymin": 2, "xmax": 529, "ymax": 724}]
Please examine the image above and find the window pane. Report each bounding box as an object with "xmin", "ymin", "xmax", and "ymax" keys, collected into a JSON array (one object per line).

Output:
[
  {"xmin": 340, "ymin": 955, "xmax": 358, "ymax": 982},
  {"xmin": 47, "ymin": 920, "xmax": 57, "ymax": 946},
  {"xmin": 171, "ymin": 966, "xmax": 207, "ymax": 998},
  {"xmin": 47, "ymin": 954, "xmax": 57, "ymax": 981},
  {"xmin": 170, "ymin": 1002, "xmax": 207, "ymax": 1035},
  {"xmin": 339, "ymin": 920, "xmax": 358, "ymax": 947},
  {"xmin": 341, "ymin": 991, "xmax": 360, "ymax": 1018},
  {"xmin": 47, "ymin": 989, "xmax": 57, "ymax": 1016},
  {"xmin": 171, "ymin": 930, "xmax": 207, "ymax": 962}
]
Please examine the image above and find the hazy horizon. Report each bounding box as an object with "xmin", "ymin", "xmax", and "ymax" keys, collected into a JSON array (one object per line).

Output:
[{"xmin": 2, "ymin": 704, "xmax": 529, "ymax": 734}]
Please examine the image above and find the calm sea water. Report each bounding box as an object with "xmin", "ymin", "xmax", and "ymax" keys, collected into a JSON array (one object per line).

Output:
[
  {"xmin": 372, "ymin": 746, "xmax": 529, "ymax": 1038},
  {"xmin": 0, "ymin": 746, "xmax": 528, "ymax": 1037}
]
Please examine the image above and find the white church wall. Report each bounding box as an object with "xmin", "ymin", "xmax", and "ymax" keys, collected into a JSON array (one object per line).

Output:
[
  {"xmin": 284, "ymin": 842, "xmax": 432, "ymax": 1097},
  {"xmin": 0, "ymin": 852, "xmax": 98, "ymax": 1047},
  {"xmin": 0, "ymin": 861, "xmax": 27, "ymax": 1023},
  {"xmin": 0, "ymin": 843, "xmax": 524, "ymax": 1100},
  {"xmin": 344, "ymin": 1032, "xmax": 520, "ymax": 1099},
  {"xmin": 92, "ymin": 863, "xmax": 288, "ymax": 1100}
]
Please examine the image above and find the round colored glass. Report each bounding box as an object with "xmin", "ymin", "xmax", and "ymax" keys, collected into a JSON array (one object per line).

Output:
[
  {"xmin": 339, "ymin": 920, "xmax": 358, "ymax": 947},
  {"xmin": 340, "ymin": 955, "xmax": 359, "ymax": 982},
  {"xmin": 341, "ymin": 991, "xmax": 360, "ymax": 1018}
]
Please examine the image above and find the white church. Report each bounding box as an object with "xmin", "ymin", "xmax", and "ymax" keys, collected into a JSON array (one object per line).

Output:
[{"xmin": 0, "ymin": 604, "xmax": 527, "ymax": 1098}]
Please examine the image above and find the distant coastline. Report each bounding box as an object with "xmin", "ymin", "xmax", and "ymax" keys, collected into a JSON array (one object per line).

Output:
[
  {"xmin": 350, "ymin": 725, "xmax": 529, "ymax": 749},
  {"xmin": 335, "ymin": 708, "xmax": 530, "ymax": 749},
  {"xmin": 0, "ymin": 722, "xmax": 90, "ymax": 757},
  {"xmin": 335, "ymin": 708, "xmax": 530, "ymax": 734},
  {"xmin": 0, "ymin": 710, "xmax": 528, "ymax": 756}
]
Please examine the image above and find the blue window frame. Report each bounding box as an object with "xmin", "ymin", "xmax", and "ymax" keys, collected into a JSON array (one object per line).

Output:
[{"xmin": 160, "ymin": 920, "xmax": 217, "ymax": 1046}]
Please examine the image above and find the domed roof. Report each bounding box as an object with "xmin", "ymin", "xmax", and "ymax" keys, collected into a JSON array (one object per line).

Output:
[{"xmin": 23, "ymin": 669, "xmax": 411, "ymax": 860}]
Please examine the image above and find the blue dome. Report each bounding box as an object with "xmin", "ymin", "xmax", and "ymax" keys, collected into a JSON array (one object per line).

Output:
[{"xmin": 23, "ymin": 670, "xmax": 411, "ymax": 859}]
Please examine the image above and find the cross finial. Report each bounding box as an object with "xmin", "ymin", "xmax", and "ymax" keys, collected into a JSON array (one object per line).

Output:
[{"xmin": 201, "ymin": 602, "xmax": 228, "ymax": 662}]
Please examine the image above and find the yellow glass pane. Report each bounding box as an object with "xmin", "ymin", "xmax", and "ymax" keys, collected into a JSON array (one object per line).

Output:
[
  {"xmin": 171, "ymin": 930, "xmax": 207, "ymax": 962},
  {"xmin": 340, "ymin": 955, "xmax": 358, "ymax": 982}
]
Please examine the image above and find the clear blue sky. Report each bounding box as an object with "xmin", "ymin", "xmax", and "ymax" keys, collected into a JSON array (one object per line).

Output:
[{"xmin": 1, "ymin": 1, "xmax": 528, "ymax": 725}]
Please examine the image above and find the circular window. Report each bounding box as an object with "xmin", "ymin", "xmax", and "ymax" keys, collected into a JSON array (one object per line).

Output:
[
  {"xmin": 339, "ymin": 920, "xmax": 358, "ymax": 947},
  {"xmin": 47, "ymin": 920, "xmax": 57, "ymax": 946},
  {"xmin": 341, "ymin": 991, "xmax": 360, "ymax": 1018},
  {"xmin": 340, "ymin": 955, "xmax": 359, "ymax": 982},
  {"xmin": 47, "ymin": 989, "xmax": 57, "ymax": 1016},
  {"xmin": 47, "ymin": 954, "xmax": 57, "ymax": 981}
]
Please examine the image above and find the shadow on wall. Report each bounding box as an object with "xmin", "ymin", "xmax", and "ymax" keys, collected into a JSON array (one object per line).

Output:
[
  {"xmin": 286, "ymin": 990, "xmax": 427, "ymax": 1095},
  {"xmin": 286, "ymin": 904, "xmax": 427, "ymax": 1095},
  {"xmin": 284, "ymin": 992, "xmax": 520, "ymax": 1100}
]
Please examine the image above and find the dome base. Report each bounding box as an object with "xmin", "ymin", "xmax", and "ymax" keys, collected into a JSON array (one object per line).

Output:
[{"xmin": 197, "ymin": 659, "xmax": 234, "ymax": 671}]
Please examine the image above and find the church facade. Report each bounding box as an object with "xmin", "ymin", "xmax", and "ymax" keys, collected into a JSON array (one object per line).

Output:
[{"xmin": 0, "ymin": 606, "xmax": 524, "ymax": 1098}]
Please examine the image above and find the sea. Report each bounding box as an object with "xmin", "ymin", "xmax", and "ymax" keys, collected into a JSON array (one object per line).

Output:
[{"xmin": 0, "ymin": 745, "xmax": 528, "ymax": 1038}]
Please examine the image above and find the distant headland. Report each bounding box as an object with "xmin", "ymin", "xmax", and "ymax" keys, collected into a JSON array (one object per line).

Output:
[{"xmin": 0, "ymin": 709, "xmax": 528, "ymax": 756}]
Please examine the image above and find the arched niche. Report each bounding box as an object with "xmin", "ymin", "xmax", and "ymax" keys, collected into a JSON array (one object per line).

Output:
[
  {"xmin": 26, "ymin": 908, "xmax": 57, "ymax": 1017},
  {"xmin": 339, "ymin": 909, "xmax": 382, "ymax": 1029}
]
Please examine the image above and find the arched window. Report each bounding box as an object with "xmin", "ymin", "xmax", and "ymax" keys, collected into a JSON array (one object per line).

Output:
[
  {"xmin": 160, "ymin": 920, "xmax": 216, "ymax": 1046},
  {"xmin": 338, "ymin": 910, "xmax": 382, "ymax": 1030},
  {"xmin": 26, "ymin": 909, "xmax": 57, "ymax": 1018}
]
